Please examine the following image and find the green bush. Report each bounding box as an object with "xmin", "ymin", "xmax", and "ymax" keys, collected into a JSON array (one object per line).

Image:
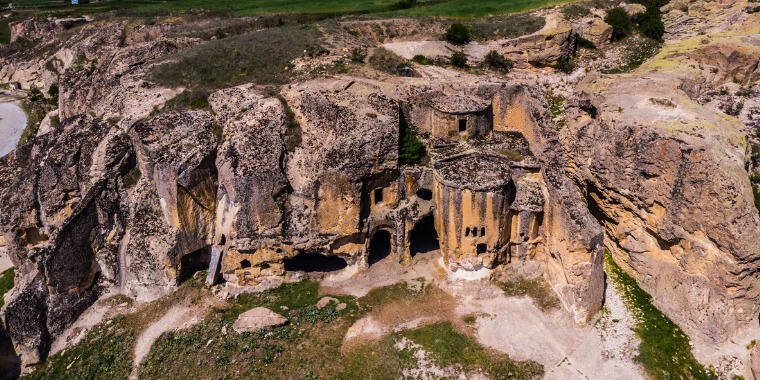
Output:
[
  {"xmin": 637, "ymin": 7, "xmax": 665, "ymax": 41},
  {"xmin": 450, "ymin": 51, "xmax": 468, "ymax": 68},
  {"xmin": 0, "ymin": 268, "xmax": 13, "ymax": 309},
  {"xmin": 47, "ymin": 83, "xmax": 59, "ymax": 106},
  {"xmin": 484, "ymin": 50, "xmax": 513, "ymax": 72},
  {"xmin": 444, "ymin": 22, "xmax": 471, "ymax": 45},
  {"xmin": 605, "ymin": 7, "xmax": 634, "ymax": 41},
  {"xmin": 399, "ymin": 124, "xmax": 426, "ymax": 166},
  {"xmin": 369, "ymin": 48, "xmax": 416, "ymax": 76},
  {"xmin": 412, "ymin": 54, "xmax": 429, "ymax": 65},
  {"xmin": 350, "ymin": 47, "xmax": 367, "ymax": 63},
  {"xmin": 552, "ymin": 56, "xmax": 575, "ymax": 74}
]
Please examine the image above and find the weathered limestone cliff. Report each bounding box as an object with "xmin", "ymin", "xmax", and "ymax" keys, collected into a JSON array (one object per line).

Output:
[{"xmin": 562, "ymin": 1, "xmax": 760, "ymax": 343}]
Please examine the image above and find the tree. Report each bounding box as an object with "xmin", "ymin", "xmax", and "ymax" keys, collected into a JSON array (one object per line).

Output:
[
  {"xmin": 605, "ymin": 7, "xmax": 633, "ymax": 41},
  {"xmin": 637, "ymin": 7, "xmax": 665, "ymax": 41},
  {"xmin": 399, "ymin": 125, "xmax": 426, "ymax": 166},
  {"xmin": 444, "ymin": 23, "xmax": 470, "ymax": 45}
]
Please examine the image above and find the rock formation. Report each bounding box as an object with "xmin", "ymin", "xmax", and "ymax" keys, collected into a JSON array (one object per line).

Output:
[{"xmin": 0, "ymin": 0, "xmax": 757, "ymax": 374}]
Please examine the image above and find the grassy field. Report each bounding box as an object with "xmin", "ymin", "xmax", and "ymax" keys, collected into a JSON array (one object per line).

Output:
[
  {"xmin": 2, "ymin": 0, "xmax": 574, "ymax": 18},
  {"xmin": 25, "ymin": 278, "xmax": 542, "ymax": 379}
]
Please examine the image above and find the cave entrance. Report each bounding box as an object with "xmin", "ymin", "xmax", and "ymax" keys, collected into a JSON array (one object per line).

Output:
[
  {"xmin": 410, "ymin": 214, "xmax": 439, "ymax": 256},
  {"xmin": 284, "ymin": 251, "xmax": 348, "ymax": 273},
  {"xmin": 368, "ymin": 230, "xmax": 392, "ymax": 266},
  {"xmin": 178, "ymin": 246, "xmax": 211, "ymax": 283}
]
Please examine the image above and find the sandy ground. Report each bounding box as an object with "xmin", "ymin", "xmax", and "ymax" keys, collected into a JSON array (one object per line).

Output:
[
  {"xmin": 325, "ymin": 251, "xmax": 647, "ymax": 380},
  {"xmin": 0, "ymin": 99, "xmax": 26, "ymax": 158}
]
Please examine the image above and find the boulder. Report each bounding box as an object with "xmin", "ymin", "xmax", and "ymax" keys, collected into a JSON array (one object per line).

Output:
[
  {"xmin": 232, "ymin": 307, "xmax": 288, "ymax": 333},
  {"xmin": 582, "ymin": 18, "xmax": 613, "ymax": 46},
  {"xmin": 316, "ymin": 296, "xmax": 339, "ymax": 309}
]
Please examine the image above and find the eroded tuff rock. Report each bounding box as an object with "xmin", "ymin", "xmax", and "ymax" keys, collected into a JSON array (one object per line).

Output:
[
  {"xmin": 0, "ymin": 116, "xmax": 132, "ymax": 364},
  {"xmin": 209, "ymin": 85, "xmax": 291, "ymax": 284},
  {"xmin": 562, "ymin": 14, "xmax": 760, "ymax": 342}
]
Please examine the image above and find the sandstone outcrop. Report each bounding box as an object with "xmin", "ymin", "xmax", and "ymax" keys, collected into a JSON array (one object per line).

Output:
[
  {"xmin": 232, "ymin": 307, "xmax": 288, "ymax": 333},
  {"xmin": 562, "ymin": 11, "xmax": 760, "ymax": 342}
]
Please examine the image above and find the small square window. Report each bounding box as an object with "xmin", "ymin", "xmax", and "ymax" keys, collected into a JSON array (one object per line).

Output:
[{"xmin": 476, "ymin": 244, "xmax": 487, "ymax": 254}]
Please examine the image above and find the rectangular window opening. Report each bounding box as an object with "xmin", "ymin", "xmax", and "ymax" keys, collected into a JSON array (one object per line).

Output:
[
  {"xmin": 476, "ymin": 243, "xmax": 487, "ymax": 254},
  {"xmin": 374, "ymin": 188, "xmax": 384, "ymax": 204},
  {"xmin": 458, "ymin": 119, "xmax": 467, "ymax": 132}
]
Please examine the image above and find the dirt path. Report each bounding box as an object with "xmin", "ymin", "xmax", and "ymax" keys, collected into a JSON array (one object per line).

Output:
[{"xmin": 129, "ymin": 305, "xmax": 204, "ymax": 379}]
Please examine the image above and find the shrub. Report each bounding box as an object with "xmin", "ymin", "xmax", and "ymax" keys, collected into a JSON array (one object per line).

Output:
[
  {"xmin": 369, "ymin": 48, "xmax": 416, "ymax": 76},
  {"xmin": 123, "ymin": 166, "xmax": 141, "ymax": 188},
  {"xmin": 47, "ymin": 83, "xmax": 59, "ymax": 106},
  {"xmin": 605, "ymin": 7, "xmax": 634, "ymax": 41},
  {"xmin": 444, "ymin": 23, "xmax": 470, "ymax": 45},
  {"xmin": 450, "ymin": 51, "xmax": 467, "ymax": 68},
  {"xmin": 350, "ymin": 47, "xmax": 367, "ymax": 63},
  {"xmin": 28, "ymin": 86, "xmax": 45, "ymax": 102},
  {"xmin": 483, "ymin": 50, "xmax": 513, "ymax": 72},
  {"xmin": 399, "ymin": 125, "xmax": 426, "ymax": 166},
  {"xmin": 390, "ymin": 0, "xmax": 417, "ymax": 10},
  {"xmin": 412, "ymin": 54, "xmax": 429, "ymax": 65},
  {"xmin": 637, "ymin": 7, "xmax": 665, "ymax": 41},
  {"xmin": 562, "ymin": 4, "xmax": 591, "ymax": 19},
  {"xmin": 552, "ymin": 56, "xmax": 575, "ymax": 74},
  {"xmin": 754, "ymin": 184, "xmax": 760, "ymax": 215},
  {"xmin": 576, "ymin": 36, "xmax": 597, "ymax": 50}
]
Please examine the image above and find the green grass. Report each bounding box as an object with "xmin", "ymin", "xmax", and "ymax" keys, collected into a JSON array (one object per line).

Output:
[
  {"xmin": 149, "ymin": 25, "xmax": 323, "ymax": 91},
  {"xmin": 605, "ymin": 250, "xmax": 715, "ymax": 380},
  {"xmin": 6, "ymin": 0, "xmax": 575, "ymax": 19},
  {"xmin": 17, "ymin": 100, "xmax": 48, "ymax": 148},
  {"xmin": 26, "ymin": 279, "xmax": 543, "ymax": 379},
  {"xmin": 494, "ymin": 276, "xmax": 560, "ymax": 311},
  {"xmin": 0, "ymin": 268, "xmax": 14, "ymax": 309},
  {"xmin": 25, "ymin": 316, "xmax": 136, "ymax": 380},
  {"xmin": 545, "ymin": 88, "xmax": 566, "ymax": 131},
  {"xmin": 405, "ymin": 322, "xmax": 543, "ymax": 379}
]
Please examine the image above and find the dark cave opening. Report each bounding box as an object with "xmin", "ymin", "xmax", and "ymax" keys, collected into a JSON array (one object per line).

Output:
[
  {"xmin": 284, "ymin": 251, "xmax": 348, "ymax": 273},
  {"xmin": 368, "ymin": 230, "xmax": 392, "ymax": 265},
  {"xmin": 178, "ymin": 246, "xmax": 211, "ymax": 283},
  {"xmin": 416, "ymin": 188, "xmax": 433, "ymax": 200},
  {"xmin": 410, "ymin": 214, "xmax": 439, "ymax": 256}
]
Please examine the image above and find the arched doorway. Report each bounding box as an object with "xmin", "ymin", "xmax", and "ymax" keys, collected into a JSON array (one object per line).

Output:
[
  {"xmin": 410, "ymin": 214, "xmax": 439, "ymax": 256},
  {"xmin": 178, "ymin": 246, "xmax": 211, "ymax": 283},
  {"xmin": 368, "ymin": 230, "xmax": 392, "ymax": 265}
]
